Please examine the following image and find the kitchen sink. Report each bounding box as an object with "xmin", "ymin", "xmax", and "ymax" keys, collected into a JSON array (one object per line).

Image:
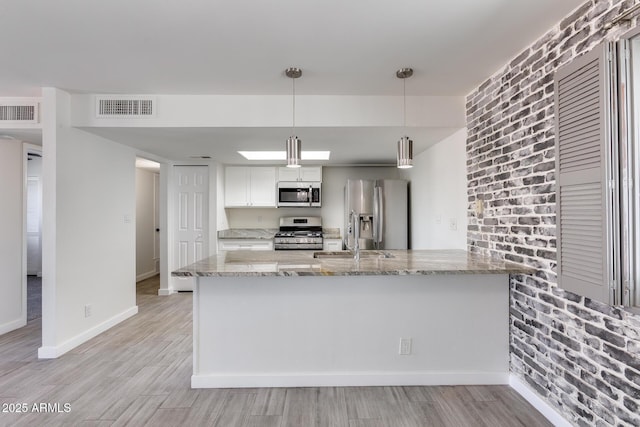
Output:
[{"xmin": 312, "ymin": 250, "xmax": 394, "ymax": 259}]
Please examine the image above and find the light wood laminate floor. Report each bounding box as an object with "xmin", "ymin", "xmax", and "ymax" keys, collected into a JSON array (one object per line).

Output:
[{"xmin": 0, "ymin": 276, "xmax": 552, "ymax": 427}]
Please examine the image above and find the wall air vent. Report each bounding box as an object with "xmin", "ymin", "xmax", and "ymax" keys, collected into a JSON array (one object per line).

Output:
[
  {"xmin": 95, "ymin": 96, "xmax": 156, "ymax": 118},
  {"xmin": 0, "ymin": 101, "xmax": 39, "ymax": 124}
]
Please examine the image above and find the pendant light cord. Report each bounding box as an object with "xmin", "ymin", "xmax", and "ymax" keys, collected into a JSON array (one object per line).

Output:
[
  {"xmin": 403, "ymin": 77, "xmax": 406, "ymax": 130},
  {"xmin": 292, "ymin": 77, "xmax": 296, "ymax": 133}
]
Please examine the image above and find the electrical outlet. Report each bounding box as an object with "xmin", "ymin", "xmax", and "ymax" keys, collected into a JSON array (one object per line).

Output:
[
  {"xmin": 449, "ymin": 218, "xmax": 458, "ymax": 231},
  {"xmin": 84, "ymin": 304, "xmax": 92, "ymax": 318},
  {"xmin": 399, "ymin": 338, "xmax": 412, "ymax": 355}
]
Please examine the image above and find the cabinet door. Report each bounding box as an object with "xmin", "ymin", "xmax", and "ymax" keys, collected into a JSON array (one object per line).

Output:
[
  {"xmin": 249, "ymin": 167, "xmax": 276, "ymax": 207},
  {"xmin": 225, "ymin": 167, "xmax": 249, "ymax": 207},
  {"xmin": 278, "ymin": 167, "xmax": 300, "ymax": 182},
  {"xmin": 300, "ymin": 166, "xmax": 322, "ymax": 182}
]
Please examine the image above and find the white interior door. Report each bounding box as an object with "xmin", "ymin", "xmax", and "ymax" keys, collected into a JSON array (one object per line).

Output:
[
  {"xmin": 153, "ymin": 172, "xmax": 160, "ymax": 273},
  {"xmin": 173, "ymin": 165, "xmax": 208, "ymax": 291}
]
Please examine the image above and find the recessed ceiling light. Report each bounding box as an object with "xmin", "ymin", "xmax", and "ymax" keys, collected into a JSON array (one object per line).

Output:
[{"xmin": 238, "ymin": 151, "xmax": 330, "ymax": 161}]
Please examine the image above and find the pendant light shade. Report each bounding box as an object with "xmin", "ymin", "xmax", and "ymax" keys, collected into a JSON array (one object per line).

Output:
[
  {"xmin": 397, "ymin": 136, "xmax": 413, "ymax": 169},
  {"xmin": 286, "ymin": 135, "xmax": 302, "ymax": 168},
  {"xmin": 285, "ymin": 67, "xmax": 302, "ymax": 168},
  {"xmin": 396, "ymin": 68, "xmax": 414, "ymax": 169}
]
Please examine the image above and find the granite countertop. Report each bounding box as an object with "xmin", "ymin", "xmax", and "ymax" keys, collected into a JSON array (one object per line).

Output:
[
  {"xmin": 172, "ymin": 249, "xmax": 534, "ymax": 277},
  {"xmin": 217, "ymin": 228, "xmax": 277, "ymax": 240}
]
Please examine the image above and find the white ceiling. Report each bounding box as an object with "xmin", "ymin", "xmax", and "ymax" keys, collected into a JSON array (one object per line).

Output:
[{"xmin": 0, "ymin": 0, "xmax": 584, "ymax": 163}]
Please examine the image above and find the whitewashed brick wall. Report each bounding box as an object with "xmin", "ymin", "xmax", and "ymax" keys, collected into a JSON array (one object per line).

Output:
[{"xmin": 466, "ymin": 1, "xmax": 640, "ymax": 425}]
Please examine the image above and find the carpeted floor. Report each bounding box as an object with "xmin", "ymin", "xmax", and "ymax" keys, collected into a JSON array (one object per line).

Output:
[{"xmin": 27, "ymin": 275, "xmax": 42, "ymax": 321}]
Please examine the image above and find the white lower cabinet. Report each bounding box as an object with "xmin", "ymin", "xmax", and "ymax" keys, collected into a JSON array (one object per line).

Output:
[
  {"xmin": 218, "ymin": 239, "xmax": 274, "ymax": 251},
  {"xmin": 322, "ymin": 239, "xmax": 343, "ymax": 251}
]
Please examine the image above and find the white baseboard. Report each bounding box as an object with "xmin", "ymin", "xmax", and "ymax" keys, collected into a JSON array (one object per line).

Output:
[
  {"xmin": 510, "ymin": 375, "xmax": 571, "ymax": 427},
  {"xmin": 191, "ymin": 371, "xmax": 510, "ymax": 389},
  {"xmin": 38, "ymin": 305, "xmax": 138, "ymax": 359},
  {"xmin": 158, "ymin": 289, "xmax": 175, "ymax": 296},
  {"xmin": 136, "ymin": 270, "xmax": 158, "ymax": 282},
  {"xmin": 0, "ymin": 317, "xmax": 27, "ymax": 336}
]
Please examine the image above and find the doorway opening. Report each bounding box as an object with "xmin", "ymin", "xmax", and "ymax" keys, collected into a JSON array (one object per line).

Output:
[
  {"xmin": 25, "ymin": 148, "xmax": 43, "ymax": 323},
  {"xmin": 135, "ymin": 158, "xmax": 161, "ymax": 296}
]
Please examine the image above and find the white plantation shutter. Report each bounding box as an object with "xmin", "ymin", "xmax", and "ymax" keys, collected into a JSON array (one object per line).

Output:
[{"xmin": 554, "ymin": 43, "xmax": 619, "ymax": 304}]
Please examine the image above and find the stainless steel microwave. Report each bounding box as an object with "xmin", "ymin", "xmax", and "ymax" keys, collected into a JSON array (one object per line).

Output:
[{"xmin": 277, "ymin": 182, "xmax": 321, "ymax": 207}]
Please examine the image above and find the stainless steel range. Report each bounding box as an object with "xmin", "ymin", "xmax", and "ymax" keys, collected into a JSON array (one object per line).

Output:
[{"xmin": 274, "ymin": 217, "xmax": 323, "ymax": 250}]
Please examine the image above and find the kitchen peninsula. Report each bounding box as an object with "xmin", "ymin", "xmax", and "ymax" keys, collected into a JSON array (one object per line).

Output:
[{"xmin": 173, "ymin": 250, "xmax": 532, "ymax": 389}]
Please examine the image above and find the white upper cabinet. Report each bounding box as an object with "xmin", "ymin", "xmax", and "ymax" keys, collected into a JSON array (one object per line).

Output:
[
  {"xmin": 225, "ymin": 167, "xmax": 276, "ymax": 207},
  {"xmin": 277, "ymin": 167, "xmax": 301, "ymax": 182},
  {"xmin": 249, "ymin": 167, "xmax": 277, "ymax": 206},
  {"xmin": 225, "ymin": 167, "xmax": 250, "ymax": 207},
  {"xmin": 277, "ymin": 166, "xmax": 322, "ymax": 182}
]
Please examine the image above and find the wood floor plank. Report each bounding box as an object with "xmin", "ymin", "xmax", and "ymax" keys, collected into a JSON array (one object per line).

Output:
[
  {"xmin": 143, "ymin": 407, "xmax": 190, "ymax": 426},
  {"xmin": 344, "ymin": 387, "xmax": 383, "ymax": 420},
  {"xmin": 348, "ymin": 419, "xmax": 387, "ymax": 427},
  {"xmin": 244, "ymin": 414, "xmax": 282, "ymax": 427},
  {"xmin": 412, "ymin": 401, "xmax": 447, "ymax": 426},
  {"xmin": 432, "ymin": 389, "xmax": 489, "ymax": 427},
  {"xmin": 470, "ymin": 400, "xmax": 531, "ymax": 427},
  {"xmin": 159, "ymin": 387, "xmax": 200, "ymax": 409},
  {"xmin": 282, "ymin": 388, "xmax": 318, "ymax": 427},
  {"xmin": 212, "ymin": 392, "xmax": 256, "ymax": 427},
  {"xmin": 183, "ymin": 389, "xmax": 229, "ymax": 426},
  {"xmin": 0, "ymin": 275, "xmax": 554, "ymax": 427},
  {"xmin": 317, "ymin": 387, "xmax": 348, "ymax": 427},
  {"xmin": 494, "ymin": 387, "xmax": 554, "ymax": 427},
  {"xmin": 465, "ymin": 384, "xmax": 501, "ymax": 402},
  {"xmin": 110, "ymin": 394, "xmax": 168, "ymax": 427},
  {"xmin": 251, "ymin": 388, "xmax": 286, "ymax": 416}
]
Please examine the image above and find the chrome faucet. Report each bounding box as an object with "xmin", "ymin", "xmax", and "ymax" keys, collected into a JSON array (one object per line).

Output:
[{"xmin": 351, "ymin": 210, "xmax": 360, "ymax": 261}]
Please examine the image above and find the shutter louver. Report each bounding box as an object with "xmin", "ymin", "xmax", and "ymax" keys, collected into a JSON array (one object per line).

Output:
[{"xmin": 554, "ymin": 43, "xmax": 617, "ymax": 304}]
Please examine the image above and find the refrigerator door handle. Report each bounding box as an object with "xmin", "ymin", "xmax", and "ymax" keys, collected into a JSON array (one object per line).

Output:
[
  {"xmin": 373, "ymin": 188, "xmax": 379, "ymax": 245},
  {"xmin": 377, "ymin": 186, "xmax": 384, "ymax": 246}
]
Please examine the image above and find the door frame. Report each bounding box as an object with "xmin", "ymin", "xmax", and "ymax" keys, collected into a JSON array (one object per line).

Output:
[{"xmin": 22, "ymin": 143, "xmax": 43, "ymax": 326}]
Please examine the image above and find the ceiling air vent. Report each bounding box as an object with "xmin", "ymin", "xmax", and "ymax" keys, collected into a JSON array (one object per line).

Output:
[
  {"xmin": 96, "ymin": 96, "xmax": 156, "ymax": 118},
  {"xmin": 0, "ymin": 101, "xmax": 39, "ymax": 124}
]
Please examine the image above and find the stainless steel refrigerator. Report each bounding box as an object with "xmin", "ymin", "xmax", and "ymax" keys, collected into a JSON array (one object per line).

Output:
[{"xmin": 344, "ymin": 179, "xmax": 408, "ymax": 250}]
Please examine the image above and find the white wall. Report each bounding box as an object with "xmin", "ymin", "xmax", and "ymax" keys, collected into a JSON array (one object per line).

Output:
[
  {"xmin": 136, "ymin": 168, "xmax": 158, "ymax": 281},
  {"xmin": 0, "ymin": 138, "xmax": 25, "ymax": 334},
  {"xmin": 402, "ymin": 128, "xmax": 467, "ymax": 249},
  {"xmin": 71, "ymin": 95, "xmax": 465, "ymax": 128},
  {"xmin": 226, "ymin": 166, "xmax": 401, "ymax": 236},
  {"xmin": 40, "ymin": 88, "xmax": 138, "ymax": 358}
]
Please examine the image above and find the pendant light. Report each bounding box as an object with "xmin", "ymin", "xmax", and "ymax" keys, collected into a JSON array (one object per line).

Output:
[
  {"xmin": 396, "ymin": 67, "xmax": 414, "ymax": 169},
  {"xmin": 285, "ymin": 67, "xmax": 302, "ymax": 168}
]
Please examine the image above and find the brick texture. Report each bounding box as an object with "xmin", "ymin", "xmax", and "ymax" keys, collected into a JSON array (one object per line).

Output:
[{"xmin": 466, "ymin": 0, "xmax": 640, "ymax": 425}]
